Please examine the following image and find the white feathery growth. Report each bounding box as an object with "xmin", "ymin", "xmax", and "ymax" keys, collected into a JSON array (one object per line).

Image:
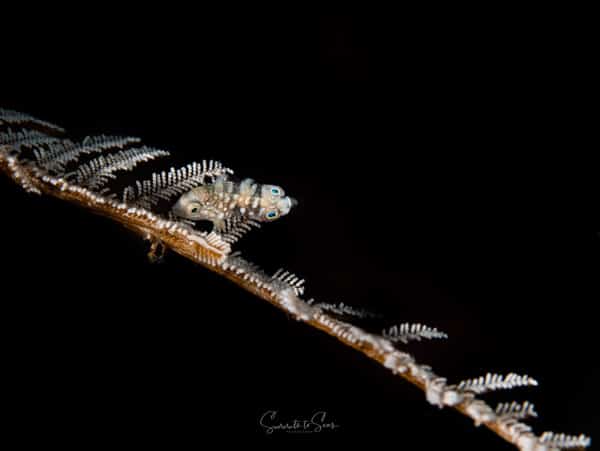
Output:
[
  {"xmin": 33, "ymin": 135, "xmax": 143, "ymax": 174},
  {"xmin": 272, "ymin": 268, "xmax": 305, "ymax": 295},
  {"xmin": 382, "ymin": 323, "xmax": 448, "ymax": 344},
  {"xmin": 69, "ymin": 147, "xmax": 170, "ymax": 190},
  {"xmin": 0, "ymin": 128, "xmax": 48, "ymax": 146},
  {"xmin": 77, "ymin": 135, "xmax": 142, "ymax": 151},
  {"xmin": 539, "ymin": 432, "xmax": 591, "ymax": 449},
  {"xmin": 220, "ymin": 215, "xmax": 261, "ymax": 244},
  {"xmin": 457, "ymin": 373, "xmax": 538, "ymax": 394},
  {"xmin": 223, "ymin": 252, "xmax": 266, "ymax": 278},
  {"xmin": 495, "ymin": 401, "xmax": 538, "ymax": 420},
  {"xmin": 32, "ymin": 140, "xmax": 77, "ymax": 171},
  {"xmin": 311, "ymin": 301, "xmax": 379, "ymax": 319},
  {"xmin": 0, "ymin": 129, "xmax": 61, "ymax": 151},
  {"xmin": 1, "ymin": 108, "xmax": 592, "ymax": 451},
  {"xmin": 122, "ymin": 160, "xmax": 233, "ymax": 207},
  {"xmin": 0, "ymin": 108, "xmax": 65, "ymax": 133}
]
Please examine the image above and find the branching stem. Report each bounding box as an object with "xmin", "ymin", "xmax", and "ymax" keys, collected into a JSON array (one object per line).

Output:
[{"xmin": 0, "ymin": 145, "xmax": 590, "ymax": 451}]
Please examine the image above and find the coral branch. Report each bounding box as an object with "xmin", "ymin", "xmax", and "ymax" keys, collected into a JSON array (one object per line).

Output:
[{"xmin": 0, "ymin": 133, "xmax": 591, "ymax": 451}]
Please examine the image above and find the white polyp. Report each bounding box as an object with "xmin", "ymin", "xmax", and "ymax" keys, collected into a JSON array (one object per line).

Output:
[
  {"xmin": 345, "ymin": 325, "xmax": 395, "ymax": 354},
  {"xmin": 441, "ymin": 389, "xmax": 464, "ymax": 407},
  {"xmin": 465, "ymin": 400, "xmax": 496, "ymax": 426},
  {"xmin": 516, "ymin": 434, "xmax": 540, "ymax": 451},
  {"xmin": 507, "ymin": 422, "xmax": 533, "ymax": 441},
  {"xmin": 383, "ymin": 351, "xmax": 411, "ymax": 374},
  {"xmin": 277, "ymin": 289, "xmax": 315, "ymax": 321},
  {"xmin": 409, "ymin": 363, "xmax": 434, "ymax": 383},
  {"xmin": 426, "ymin": 377, "xmax": 447, "ymax": 408}
]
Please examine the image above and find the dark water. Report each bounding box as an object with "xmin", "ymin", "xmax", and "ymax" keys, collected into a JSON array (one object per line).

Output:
[{"xmin": 2, "ymin": 9, "xmax": 597, "ymax": 449}]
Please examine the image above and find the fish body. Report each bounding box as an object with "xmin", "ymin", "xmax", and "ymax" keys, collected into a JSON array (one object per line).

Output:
[{"xmin": 172, "ymin": 176, "xmax": 296, "ymax": 230}]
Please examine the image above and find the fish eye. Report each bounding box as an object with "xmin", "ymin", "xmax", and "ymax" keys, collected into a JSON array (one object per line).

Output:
[
  {"xmin": 190, "ymin": 205, "xmax": 200, "ymax": 214},
  {"xmin": 271, "ymin": 187, "xmax": 281, "ymax": 196},
  {"xmin": 266, "ymin": 210, "xmax": 279, "ymax": 220}
]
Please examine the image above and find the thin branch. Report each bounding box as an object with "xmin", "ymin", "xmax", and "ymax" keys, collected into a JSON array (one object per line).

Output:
[{"xmin": 0, "ymin": 143, "xmax": 591, "ymax": 451}]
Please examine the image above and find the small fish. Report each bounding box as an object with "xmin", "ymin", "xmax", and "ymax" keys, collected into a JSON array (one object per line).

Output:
[{"xmin": 172, "ymin": 176, "xmax": 297, "ymax": 231}]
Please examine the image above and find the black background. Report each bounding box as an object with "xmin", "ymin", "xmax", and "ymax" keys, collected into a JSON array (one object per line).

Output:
[{"xmin": 2, "ymin": 8, "xmax": 597, "ymax": 449}]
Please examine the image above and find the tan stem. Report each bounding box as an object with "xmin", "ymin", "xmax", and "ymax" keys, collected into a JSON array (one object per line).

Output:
[{"xmin": 0, "ymin": 147, "xmax": 587, "ymax": 450}]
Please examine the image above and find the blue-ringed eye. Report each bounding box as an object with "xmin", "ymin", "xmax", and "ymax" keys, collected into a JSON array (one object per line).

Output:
[
  {"xmin": 271, "ymin": 187, "xmax": 281, "ymax": 195},
  {"xmin": 266, "ymin": 210, "xmax": 279, "ymax": 220}
]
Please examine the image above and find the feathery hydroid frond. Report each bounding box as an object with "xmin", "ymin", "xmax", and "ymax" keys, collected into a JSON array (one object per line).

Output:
[
  {"xmin": 271, "ymin": 268, "xmax": 305, "ymax": 295},
  {"xmin": 33, "ymin": 140, "xmax": 77, "ymax": 172},
  {"xmin": 68, "ymin": 147, "xmax": 170, "ymax": 190},
  {"xmin": 34, "ymin": 135, "xmax": 142, "ymax": 173},
  {"xmin": 540, "ymin": 431, "xmax": 591, "ymax": 449},
  {"xmin": 495, "ymin": 401, "xmax": 538, "ymax": 420},
  {"xmin": 76, "ymin": 135, "xmax": 142, "ymax": 152},
  {"xmin": 309, "ymin": 300, "xmax": 380, "ymax": 319},
  {"xmin": 219, "ymin": 215, "xmax": 261, "ymax": 244},
  {"xmin": 0, "ymin": 129, "xmax": 62, "ymax": 151},
  {"xmin": 122, "ymin": 161, "xmax": 233, "ymax": 207},
  {"xmin": 0, "ymin": 108, "xmax": 65, "ymax": 133},
  {"xmin": 457, "ymin": 373, "xmax": 538, "ymax": 394},
  {"xmin": 1, "ymin": 109, "xmax": 591, "ymax": 451},
  {"xmin": 382, "ymin": 323, "xmax": 448, "ymax": 343},
  {"xmin": 0, "ymin": 129, "xmax": 50, "ymax": 146}
]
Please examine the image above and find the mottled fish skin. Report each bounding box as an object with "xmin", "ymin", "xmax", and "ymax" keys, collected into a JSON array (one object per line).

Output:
[{"xmin": 172, "ymin": 176, "xmax": 297, "ymax": 231}]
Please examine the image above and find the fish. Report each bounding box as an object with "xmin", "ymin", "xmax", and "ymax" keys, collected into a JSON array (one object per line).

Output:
[{"xmin": 171, "ymin": 176, "xmax": 297, "ymax": 231}]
